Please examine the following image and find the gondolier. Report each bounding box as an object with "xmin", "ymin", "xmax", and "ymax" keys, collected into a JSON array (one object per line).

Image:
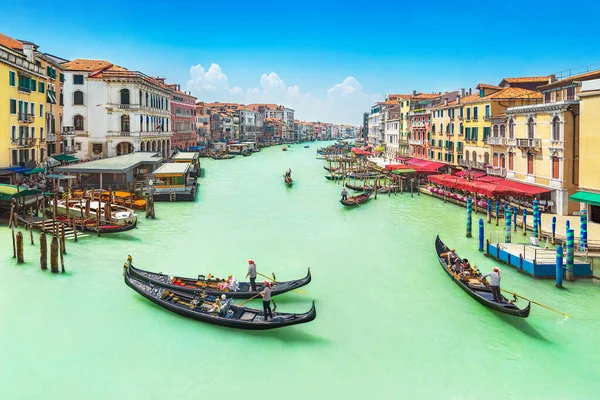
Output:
[
  {"xmin": 260, "ymin": 280, "xmax": 273, "ymax": 321},
  {"xmin": 246, "ymin": 259, "xmax": 257, "ymax": 292},
  {"xmin": 480, "ymin": 267, "xmax": 502, "ymax": 303},
  {"xmin": 341, "ymin": 188, "xmax": 348, "ymax": 201}
]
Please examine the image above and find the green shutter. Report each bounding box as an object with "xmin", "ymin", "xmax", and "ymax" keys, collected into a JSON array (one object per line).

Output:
[
  {"xmin": 10, "ymin": 99, "xmax": 16, "ymax": 114},
  {"xmin": 38, "ymin": 81, "xmax": 44, "ymax": 93},
  {"xmin": 9, "ymin": 71, "xmax": 15, "ymax": 86},
  {"xmin": 60, "ymin": 73, "xmax": 65, "ymax": 83}
]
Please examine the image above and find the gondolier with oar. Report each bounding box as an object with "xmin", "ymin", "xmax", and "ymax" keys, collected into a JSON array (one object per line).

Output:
[
  {"xmin": 341, "ymin": 188, "xmax": 348, "ymax": 201},
  {"xmin": 480, "ymin": 267, "xmax": 502, "ymax": 303},
  {"xmin": 246, "ymin": 259, "xmax": 257, "ymax": 292},
  {"xmin": 260, "ymin": 280, "xmax": 273, "ymax": 321}
]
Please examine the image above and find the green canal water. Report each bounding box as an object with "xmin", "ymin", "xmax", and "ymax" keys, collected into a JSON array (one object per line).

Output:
[{"xmin": 1, "ymin": 143, "xmax": 599, "ymax": 400}]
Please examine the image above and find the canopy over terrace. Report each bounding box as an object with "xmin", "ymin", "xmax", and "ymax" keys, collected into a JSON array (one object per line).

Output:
[
  {"xmin": 53, "ymin": 152, "xmax": 163, "ymax": 189},
  {"xmin": 351, "ymin": 147, "xmax": 373, "ymax": 156},
  {"xmin": 428, "ymin": 174, "xmax": 552, "ymax": 198}
]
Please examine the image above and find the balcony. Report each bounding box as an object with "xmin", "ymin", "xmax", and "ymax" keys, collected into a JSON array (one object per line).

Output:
[
  {"xmin": 486, "ymin": 136, "xmax": 507, "ymax": 146},
  {"xmin": 408, "ymin": 139, "xmax": 425, "ymax": 146},
  {"xmin": 458, "ymin": 159, "xmax": 486, "ymax": 170},
  {"xmin": 486, "ymin": 167, "xmax": 507, "ymax": 177},
  {"xmin": 118, "ymin": 104, "xmax": 141, "ymax": 110},
  {"xmin": 64, "ymin": 146, "xmax": 76, "ymax": 154},
  {"xmin": 46, "ymin": 134, "xmax": 57, "ymax": 142},
  {"xmin": 12, "ymin": 137, "xmax": 36, "ymax": 147},
  {"xmin": 516, "ymin": 138, "xmax": 541, "ymax": 148},
  {"xmin": 483, "ymin": 115, "xmax": 491, "ymax": 121},
  {"xmin": 18, "ymin": 113, "xmax": 35, "ymax": 123},
  {"xmin": 63, "ymin": 126, "xmax": 76, "ymax": 136}
]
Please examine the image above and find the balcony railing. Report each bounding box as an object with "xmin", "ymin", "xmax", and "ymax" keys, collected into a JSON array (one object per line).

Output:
[
  {"xmin": 486, "ymin": 167, "xmax": 507, "ymax": 177},
  {"xmin": 516, "ymin": 138, "xmax": 541, "ymax": 148},
  {"xmin": 458, "ymin": 159, "xmax": 486, "ymax": 170},
  {"xmin": 408, "ymin": 139, "xmax": 426, "ymax": 145},
  {"xmin": 46, "ymin": 134, "xmax": 57, "ymax": 142},
  {"xmin": 63, "ymin": 126, "xmax": 76, "ymax": 135},
  {"xmin": 483, "ymin": 115, "xmax": 491, "ymax": 121},
  {"xmin": 486, "ymin": 136, "xmax": 507, "ymax": 146},
  {"xmin": 18, "ymin": 113, "xmax": 35, "ymax": 123},
  {"xmin": 12, "ymin": 137, "xmax": 36, "ymax": 147}
]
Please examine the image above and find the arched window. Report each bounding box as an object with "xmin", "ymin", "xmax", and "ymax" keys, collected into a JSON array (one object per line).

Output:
[
  {"xmin": 440, "ymin": 123, "xmax": 443, "ymax": 134},
  {"xmin": 493, "ymin": 152, "xmax": 499, "ymax": 167},
  {"xmin": 472, "ymin": 151, "xmax": 477, "ymax": 162},
  {"xmin": 121, "ymin": 115, "xmax": 130, "ymax": 132},
  {"xmin": 73, "ymin": 115, "xmax": 84, "ymax": 131},
  {"xmin": 508, "ymin": 119, "xmax": 515, "ymax": 139},
  {"xmin": 552, "ymin": 155, "xmax": 560, "ymax": 179},
  {"xmin": 446, "ymin": 123, "xmax": 450, "ymax": 133},
  {"xmin": 120, "ymin": 89, "xmax": 130, "ymax": 105},
  {"xmin": 432, "ymin": 124, "xmax": 436, "ymax": 134},
  {"xmin": 508, "ymin": 152, "xmax": 514, "ymax": 170},
  {"xmin": 484, "ymin": 153, "xmax": 490, "ymax": 165},
  {"xmin": 139, "ymin": 90, "xmax": 142, "ymax": 105},
  {"xmin": 552, "ymin": 116, "xmax": 560, "ymax": 141},
  {"xmin": 493, "ymin": 125, "xmax": 499, "ymax": 137},
  {"xmin": 499, "ymin": 153, "xmax": 506, "ymax": 169},
  {"xmin": 73, "ymin": 90, "xmax": 84, "ymax": 105},
  {"xmin": 527, "ymin": 117, "xmax": 535, "ymax": 138},
  {"xmin": 451, "ymin": 123, "xmax": 455, "ymax": 134},
  {"xmin": 500, "ymin": 125, "xmax": 506, "ymax": 137},
  {"xmin": 465, "ymin": 151, "xmax": 470, "ymax": 162},
  {"xmin": 459, "ymin": 123, "xmax": 464, "ymax": 135}
]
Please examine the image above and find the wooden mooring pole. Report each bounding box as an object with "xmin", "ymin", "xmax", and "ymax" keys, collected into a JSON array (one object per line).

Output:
[
  {"xmin": 16, "ymin": 231, "xmax": 24, "ymax": 264},
  {"xmin": 50, "ymin": 236, "xmax": 59, "ymax": 273},
  {"xmin": 40, "ymin": 232, "xmax": 47, "ymax": 270}
]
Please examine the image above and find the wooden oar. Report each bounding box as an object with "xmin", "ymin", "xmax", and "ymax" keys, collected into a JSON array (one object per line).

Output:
[
  {"xmin": 256, "ymin": 271, "xmax": 306, "ymax": 294},
  {"xmin": 501, "ymin": 289, "xmax": 571, "ymax": 318},
  {"xmin": 237, "ymin": 292, "xmax": 262, "ymax": 307}
]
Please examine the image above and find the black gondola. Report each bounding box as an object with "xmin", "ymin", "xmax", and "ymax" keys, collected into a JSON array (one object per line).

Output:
[
  {"xmin": 345, "ymin": 182, "xmax": 372, "ymax": 192},
  {"xmin": 340, "ymin": 190, "xmax": 372, "ymax": 207},
  {"xmin": 324, "ymin": 165, "xmax": 338, "ymax": 172},
  {"xmin": 128, "ymin": 263, "xmax": 311, "ymax": 299},
  {"xmin": 435, "ymin": 236, "xmax": 530, "ymax": 318},
  {"xmin": 124, "ymin": 268, "xmax": 316, "ymax": 330},
  {"xmin": 83, "ymin": 221, "xmax": 137, "ymax": 234},
  {"xmin": 325, "ymin": 174, "xmax": 345, "ymax": 180}
]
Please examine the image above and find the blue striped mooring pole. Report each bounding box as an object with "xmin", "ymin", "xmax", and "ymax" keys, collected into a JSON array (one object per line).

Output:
[
  {"xmin": 513, "ymin": 206, "xmax": 518, "ymax": 232},
  {"xmin": 479, "ymin": 218, "xmax": 484, "ymax": 251},
  {"xmin": 533, "ymin": 199, "xmax": 539, "ymax": 238},
  {"xmin": 495, "ymin": 200, "xmax": 499, "ymax": 226},
  {"xmin": 556, "ymin": 245, "xmax": 564, "ymax": 288},
  {"xmin": 466, "ymin": 198, "xmax": 472, "ymax": 238},
  {"xmin": 522, "ymin": 209, "xmax": 527, "ymax": 236},
  {"xmin": 505, "ymin": 211, "xmax": 512, "ymax": 243},
  {"xmin": 487, "ymin": 199, "xmax": 491, "ymax": 224},
  {"xmin": 552, "ymin": 216, "xmax": 557, "ymax": 245},
  {"xmin": 566, "ymin": 228, "xmax": 574, "ymax": 281},
  {"xmin": 580, "ymin": 211, "xmax": 588, "ymax": 251}
]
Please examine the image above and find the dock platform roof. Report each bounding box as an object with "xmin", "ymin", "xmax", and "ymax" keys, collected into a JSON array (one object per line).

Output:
[
  {"xmin": 54, "ymin": 153, "xmax": 163, "ymax": 174},
  {"xmin": 173, "ymin": 152, "xmax": 199, "ymax": 162},
  {"xmin": 153, "ymin": 163, "xmax": 190, "ymax": 176}
]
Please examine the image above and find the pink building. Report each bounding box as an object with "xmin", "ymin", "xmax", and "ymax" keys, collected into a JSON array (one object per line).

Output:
[{"xmin": 167, "ymin": 83, "xmax": 197, "ymax": 150}]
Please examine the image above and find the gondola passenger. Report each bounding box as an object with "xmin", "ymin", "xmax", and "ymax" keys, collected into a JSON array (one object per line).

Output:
[
  {"xmin": 341, "ymin": 188, "xmax": 348, "ymax": 201},
  {"xmin": 441, "ymin": 248, "xmax": 458, "ymax": 267}
]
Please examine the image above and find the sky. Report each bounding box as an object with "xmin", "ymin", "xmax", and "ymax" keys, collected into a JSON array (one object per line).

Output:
[{"xmin": 2, "ymin": 0, "xmax": 600, "ymax": 125}]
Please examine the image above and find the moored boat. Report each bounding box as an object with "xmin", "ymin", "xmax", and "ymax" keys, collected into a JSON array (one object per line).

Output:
[
  {"xmin": 49, "ymin": 199, "xmax": 137, "ymax": 226},
  {"xmin": 83, "ymin": 220, "xmax": 137, "ymax": 234},
  {"xmin": 325, "ymin": 174, "xmax": 345, "ymax": 180},
  {"xmin": 340, "ymin": 190, "xmax": 372, "ymax": 206},
  {"xmin": 435, "ymin": 236, "xmax": 530, "ymax": 318},
  {"xmin": 345, "ymin": 182, "xmax": 372, "ymax": 192},
  {"xmin": 124, "ymin": 267, "xmax": 316, "ymax": 330},
  {"xmin": 127, "ymin": 263, "xmax": 311, "ymax": 298},
  {"xmin": 284, "ymin": 175, "xmax": 293, "ymax": 186}
]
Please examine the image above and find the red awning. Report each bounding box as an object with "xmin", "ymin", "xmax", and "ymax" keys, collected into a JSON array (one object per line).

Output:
[
  {"xmin": 496, "ymin": 179, "xmax": 551, "ymax": 196},
  {"xmin": 477, "ymin": 176, "xmax": 504, "ymax": 183},
  {"xmin": 456, "ymin": 170, "xmax": 486, "ymax": 179},
  {"xmin": 385, "ymin": 164, "xmax": 414, "ymax": 171},
  {"xmin": 351, "ymin": 147, "xmax": 373, "ymax": 156},
  {"xmin": 395, "ymin": 156, "xmax": 410, "ymax": 161}
]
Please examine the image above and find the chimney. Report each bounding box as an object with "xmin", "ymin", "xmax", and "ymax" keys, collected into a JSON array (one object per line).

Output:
[
  {"xmin": 22, "ymin": 42, "xmax": 36, "ymax": 63},
  {"xmin": 444, "ymin": 98, "xmax": 448, "ymax": 106},
  {"xmin": 461, "ymin": 88, "xmax": 465, "ymax": 97},
  {"xmin": 456, "ymin": 95, "xmax": 461, "ymax": 104},
  {"xmin": 439, "ymin": 91, "xmax": 442, "ymax": 95},
  {"xmin": 469, "ymin": 88, "xmax": 472, "ymax": 95},
  {"xmin": 413, "ymin": 90, "xmax": 417, "ymax": 96}
]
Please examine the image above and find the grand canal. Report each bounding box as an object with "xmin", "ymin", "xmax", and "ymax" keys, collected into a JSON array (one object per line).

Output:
[{"xmin": 1, "ymin": 143, "xmax": 599, "ymax": 400}]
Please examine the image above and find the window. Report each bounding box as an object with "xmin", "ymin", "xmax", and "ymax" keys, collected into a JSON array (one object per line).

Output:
[
  {"xmin": 121, "ymin": 115, "xmax": 130, "ymax": 132},
  {"xmin": 11, "ymin": 126, "xmax": 16, "ymax": 141},
  {"xmin": 31, "ymin": 127, "xmax": 36, "ymax": 139},
  {"xmin": 465, "ymin": 127, "xmax": 471, "ymax": 140},
  {"xmin": 493, "ymin": 125, "xmax": 499, "ymax": 137},
  {"xmin": 465, "ymin": 151, "xmax": 470, "ymax": 162},
  {"xmin": 10, "ymin": 99, "xmax": 16, "ymax": 114},
  {"xmin": 485, "ymin": 105, "xmax": 490, "ymax": 117},
  {"xmin": 544, "ymin": 92, "xmax": 551, "ymax": 103},
  {"xmin": 40, "ymin": 127, "xmax": 44, "ymax": 140},
  {"xmin": 39, "ymin": 104, "xmax": 43, "ymax": 117},
  {"xmin": 479, "ymin": 89, "xmax": 485, "ymax": 97},
  {"xmin": 493, "ymin": 152, "xmax": 499, "ymax": 167},
  {"xmin": 472, "ymin": 151, "xmax": 477, "ymax": 162},
  {"xmin": 73, "ymin": 74, "xmax": 84, "ymax": 85},
  {"xmin": 552, "ymin": 117, "xmax": 560, "ymax": 141},
  {"xmin": 9, "ymin": 71, "xmax": 16, "ymax": 86},
  {"xmin": 500, "ymin": 125, "xmax": 506, "ymax": 137},
  {"xmin": 527, "ymin": 153, "xmax": 534, "ymax": 175},
  {"xmin": 60, "ymin": 73, "xmax": 65, "ymax": 83},
  {"xmin": 30, "ymin": 78, "xmax": 36, "ymax": 91},
  {"xmin": 74, "ymin": 115, "xmax": 84, "ymax": 130},
  {"xmin": 473, "ymin": 106, "xmax": 478, "ymax": 119},
  {"xmin": 552, "ymin": 156, "xmax": 560, "ymax": 179},
  {"xmin": 483, "ymin": 127, "xmax": 491, "ymax": 141},
  {"xmin": 527, "ymin": 117, "xmax": 535, "ymax": 138},
  {"xmin": 459, "ymin": 107, "xmax": 463, "ymax": 118},
  {"xmin": 30, "ymin": 103, "xmax": 34, "ymax": 115},
  {"xmin": 120, "ymin": 89, "xmax": 130, "ymax": 105},
  {"xmin": 38, "ymin": 81, "xmax": 44, "ymax": 93},
  {"xmin": 472, "ymin": 127, "xmax": 478, "ymax": 142},
  {"xmin": 451, "ymin": 123, "xmax": 455, "ymax": 134},
  {"xmin": 566, "ymin": 87, "xmax": 575, "ymax": 101},
  {"xmin": 459, "ymin": 123, "xmax": 463, "ymax": 135},
  {"xmin": 508, "ymin": 119, "xmax": 515, "ymax": 139},
  {"xmin": 484, "ymin": 152, "xmax": 490, "ymax": 165},
  {"xmin": 466, "ymin": 108, "xmax": 471, "ymax": 120},
  {"xmin": 73, "ymin": 91, "xmax": 84, "ymax": 105}
]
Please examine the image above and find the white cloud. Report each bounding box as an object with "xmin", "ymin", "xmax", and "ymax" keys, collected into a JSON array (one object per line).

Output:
[{"xmin": 185, "ymin": 63, "xmax": 377, "ymax": 125}]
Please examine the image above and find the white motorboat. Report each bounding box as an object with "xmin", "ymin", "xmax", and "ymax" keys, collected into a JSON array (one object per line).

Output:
[{"xmin": 49, "ymin": 199, "xmax": 138, "ymax": 226}]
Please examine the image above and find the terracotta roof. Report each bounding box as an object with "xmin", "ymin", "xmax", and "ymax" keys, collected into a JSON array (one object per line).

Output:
[
  {"xmin": 538, "ymin": 70, "xmax": 600, "ymax": 90},
  {"xmin": 501, "ymin": 76, "xmax": 552, "ymax": 84},
  {"xmin": 61, "ymin": 59, "xmax": 121, "ymax": 71},
  {"xmin": 431, "ymin": 99, "xmax": 459, "ymax": 110},
  {"xmin": 247, "ymin": 103, "xmax": 283, "ymax": 110},
  {"xmin": 458, "ymin": 93, "xmax": 483, "ymax": 104},
  {"xmin": 476, "ymin": 83, "xmax": 502, "ymax": 90},
  {"xmin": 379, "ymin": 100, "xmax": 398, "ymax": 105},
  {"xmin": 387, "ymin": 94, "xmax": 413, "ymax": 100},
  {"xmin": 0, "ymin": 33, "xmax": 23, "ymax": 50},
  {"xmin": 485, "ymin": 87, "xmax": 542, "ymax": 100},
  {"xmin": 412, "ymin": 93, "xmax": 440, "ymax": 99}
]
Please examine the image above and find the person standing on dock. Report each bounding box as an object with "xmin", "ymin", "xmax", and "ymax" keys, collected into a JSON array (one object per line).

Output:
[
  {"xmin": 341, "ymin": 188, "xmax": 348, "ymax": 201},
  {"xmin": 480, "ymin": 267, "xmax": 502, "ymax": 302},
  {"xmin": 246, "ymin": 259, "xmax": 257, "ymax": 292},
  {"xmin": 260, "ymin": 280, "xmax": 273, "ymax": 321}
]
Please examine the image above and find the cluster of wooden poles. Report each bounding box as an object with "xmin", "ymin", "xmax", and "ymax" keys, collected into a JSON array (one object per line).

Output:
[{"xmin": 8, "ymin": 202, "xmax": 66, "ymax": 273}]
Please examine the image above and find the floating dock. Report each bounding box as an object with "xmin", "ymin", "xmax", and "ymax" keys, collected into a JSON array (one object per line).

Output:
[{"xmin": 486, "ymin": 242, "xmax": 593, "ymax": 278}]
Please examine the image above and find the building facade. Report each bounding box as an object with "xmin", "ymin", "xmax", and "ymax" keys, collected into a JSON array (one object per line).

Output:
[
  {"xmin": 168, "ymin": 84, "xmax": 197, "ymax": 150},
  {"xmin": 61, "ymin": 59, "xmax": 173, "ymax": 159},
  {"xmin": 1, "ymin": 34, "xmax": 49, "ymax": 168}
]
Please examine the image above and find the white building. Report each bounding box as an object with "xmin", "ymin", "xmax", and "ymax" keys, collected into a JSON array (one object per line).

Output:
[
  {"xmin": 367, "ymin": 104, "xmax": 381, "ymax": 145},
  {"xmin": 239, "ymin": 109, "xmax": 264, "ymax": 141},
  {"xmin": 61, "ymin": 59, "xmax": 173, "ymax": 159},
  {"xmin": 247, "ymin": 104, "xmax": 295, "ymax": 140}
]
